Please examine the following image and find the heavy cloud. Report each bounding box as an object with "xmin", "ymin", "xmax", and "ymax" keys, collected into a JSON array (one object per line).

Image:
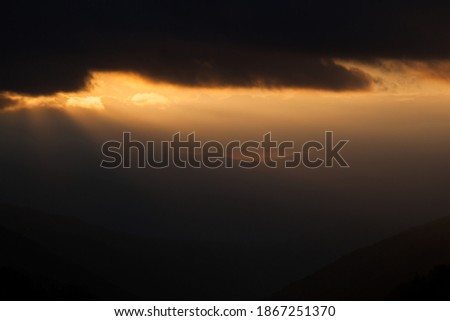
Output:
[{"xmin": 1, "ymin": 0, "xmax": 450, "ymax": 95}]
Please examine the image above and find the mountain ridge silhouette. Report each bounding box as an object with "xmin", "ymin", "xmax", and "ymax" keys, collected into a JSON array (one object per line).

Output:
[{"xmin": 271, "ymin": 214, "xmax": 450, "ymax": 300}]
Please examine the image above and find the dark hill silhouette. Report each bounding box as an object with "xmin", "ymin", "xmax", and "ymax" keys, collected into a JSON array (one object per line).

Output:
[
  {"xmin": 0, "ymin": 225, "xmax": 124, "ymax": 299},
  {"xmin": 387, "ymin": 265, "xmax": 450, "ymax": 300},
  {"xmin": 0, "ymin": 203, "xmax": 321, "ymax": 300},
  {"xmin": 0, "ymin": 203, "xmax": 260, "ymax": 299},
  {"xmin": 272, "ymin": 215, "xmax": 450, "ymax": 300},
  {"xmin": 6, "ymin": 202, "xmax": 449, "ymax": 300}
]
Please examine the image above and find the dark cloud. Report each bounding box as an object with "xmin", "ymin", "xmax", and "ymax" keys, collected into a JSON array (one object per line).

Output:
[
  {"xmin": 1, "ymin": 0, "xmax": 449, "ymax": 94},
  {"xmin": 94, "ymin": 43, "xmax": 373, "ymax": 90},
  {"xmin": 0, "ymin": 42, "xmax": 372, "ymax": 95}
]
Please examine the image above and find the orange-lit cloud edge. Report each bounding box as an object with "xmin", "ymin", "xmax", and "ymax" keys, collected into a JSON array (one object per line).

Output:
[{"xmin": 1, "ymin": 59, "xmax": 450, "ymax": 114}]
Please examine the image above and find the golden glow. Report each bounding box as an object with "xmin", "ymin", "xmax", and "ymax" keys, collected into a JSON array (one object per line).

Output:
[
  {"xmin": 0, "ymin": 65, "xmax": 448, "ymax": 189},
  {"xmin": 66, "ymin": 96, "xmax": 104, "ymax": 110},
  {"xmin": 0, "ymin": 63, "xmax": 449, "ymax": 140},
  {"xmin": 2, "ymin": 60, "xmax": 450, "ymax": 114},
  {"xmin": 130, "ymin": 93, "xmax": 169, "ymax": 106}
]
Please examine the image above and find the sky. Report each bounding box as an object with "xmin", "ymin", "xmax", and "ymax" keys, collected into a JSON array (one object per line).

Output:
[{"xmin": 0, "ymin": 0, "xmax": 449, "ymax": 280}]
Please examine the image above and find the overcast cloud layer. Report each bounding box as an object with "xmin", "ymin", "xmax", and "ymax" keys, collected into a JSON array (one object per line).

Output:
[{"xmin": 1, "ymin": 0, "xmax": 450, "ymax": 94}]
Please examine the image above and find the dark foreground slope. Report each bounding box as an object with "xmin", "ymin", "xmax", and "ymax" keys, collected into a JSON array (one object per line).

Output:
[
  {"xmin": 0, "ymin": 203, "xmax": 326, "ymax": 300},
  {"xmin": 272, "ymin": 215, "xmax": 450, "ymax": 300},
  {"xmin": 0, "ymin": 203, "xmax": 264, "ymax": 299},
  {"xmin": 0, "ymin": 224, "xmax": 127, "ymax": 300}
]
